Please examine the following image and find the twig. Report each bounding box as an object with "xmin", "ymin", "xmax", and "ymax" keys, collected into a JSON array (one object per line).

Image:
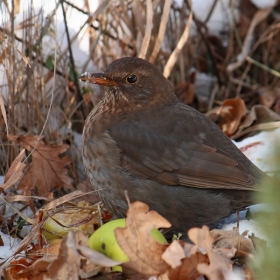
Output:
[
  {"xmin": 227, "ymin": 8, "xmax": 272, "ymax": 73},
  {"xmin": 208, "ymin": 82, "xmax": 219, "ymax": 111},
  {"xmin": 149, "ymin": 0, "xmax": 171, "ymax": 63},
  {"xmin": 138, "ymin": 0, "xmax": 153, "ymax": 59},
  {"xmin": 246, "ymin": 56, "xmax": 280, "ymax": 78},
  {"xmin": 163, "ymin": 0, "xmax": 193, "ymax": 78},
  {"xmin": 204, "ymin": 0, "xmax": 218, "ymax": 23}
]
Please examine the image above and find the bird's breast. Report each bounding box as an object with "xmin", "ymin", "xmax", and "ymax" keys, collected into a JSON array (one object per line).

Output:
[{"xmin": 82, "ymin": 105, "xmax": 130, "ymax": 215}]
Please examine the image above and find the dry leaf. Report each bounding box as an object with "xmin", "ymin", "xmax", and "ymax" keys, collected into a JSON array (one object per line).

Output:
[
  {"xmin": 164, "ymin": 241, "xmax": 208, "ymax": 280},
  {"xmin": 115, "ymin": 201, "xmax": 171, "ymax": 279},
  {"xmin": 211, "ymin": 228, "xmax": 254, "ymax": 253},
  {"xmin": 8, "ymin": 134, "xmax": 73, "ymax": 196},
  {"xmin": 15, "ymin": 231, "xmax": 117, "ymax": 280},
  {"xmin": 168, "ymin": 253, "xmax": 208, "ymax": 280},
  {"xmin": 13, "ymin": 258, "xmax": 52, "ymax": 279},
  {"xmin": 231, "ymin": 104, "xmax": 280, "ymax": 139},
  {"xmin": 220, "ymin": 98, "xmax": 246, "ymax": 136},
  {"xmin": 188, "ymin": 226, "xmax": 235, "ymax": 280},
  {"xmin": 162, "ymin": 240, "xmax": 185, "ymax": 268},
  {"xmin": 0, "ymin": 149, "xmax": 26, "ymax": 191},
  {"xmin": 239, "ymin": 104, "xmax": 280, "ymax": 131},
  {"xmin": 0, "ymin": 92, "xmax": 8, "ymax": 133},
  {"xmin": 40, "ymin": 239, "xmax": 62, "ymax": 255}
]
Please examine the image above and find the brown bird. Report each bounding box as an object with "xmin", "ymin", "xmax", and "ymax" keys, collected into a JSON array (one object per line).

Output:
[{"xmin": 81, "ymin": 57, "xmax": 264, "ymax": 234}]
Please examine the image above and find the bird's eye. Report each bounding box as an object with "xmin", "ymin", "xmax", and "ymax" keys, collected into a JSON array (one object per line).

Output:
[{"xmin": 126, "ymin": 74, "xmax": 137, "ymax": 84}]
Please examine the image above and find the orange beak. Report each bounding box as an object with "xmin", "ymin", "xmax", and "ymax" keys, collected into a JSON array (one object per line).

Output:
[{"xmin": 80, "ymin": 72, "xmax": 117, "ymax": 86}]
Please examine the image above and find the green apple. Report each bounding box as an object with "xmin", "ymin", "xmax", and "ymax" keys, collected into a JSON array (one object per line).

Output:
[{"xmin": 88, "ymin": 218, "xmax": 168, "ymax": 264}]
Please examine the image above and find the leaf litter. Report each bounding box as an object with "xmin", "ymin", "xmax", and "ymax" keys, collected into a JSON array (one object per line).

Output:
[{"xmin": 2, "ymin": 200, "xmax": 260, "ymax": 280}]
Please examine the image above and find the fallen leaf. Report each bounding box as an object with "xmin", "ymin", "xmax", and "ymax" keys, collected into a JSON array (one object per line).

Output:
[
  {"xmin": 40, "ymin": 239, "xmax": 62, "ymax": 255},
  {"xmin": 15, "ymin": 231, "xmax": 117, "ymax": 280},
  {"xmin": 115, "ymin": 201, "xmax": 171, "ymax": 279},
  {"xmin": 165, "ymin": 241, "xmax": 208, "ymax": 280},
  {"xmin": 239, "ymin": 104, "xmax": 280, "ymax": 131},
  {"xmin": 211, "ymin": 228, "xmax": 254, "ymax": 253},
  {"xmin": 0, "ymin": 149, "xmax": 26, "ymax": 191},
  {"xmin": 162, "ymin": 240, "xmax": 185, "ymax": 268},
  {"xmin": 220, "ymin": 98, "xmax": 246, "ymax": 136},
  {"xmin": 188, "ymin": 226, "xmax": 235, "ymax": 280},
  {"xmin": 231, "ymin": 104, "xmax": 280, "ymax": 139},
  {"xmin": 8, "ymin": 134, "xmax": 73, "ymax": 196}
]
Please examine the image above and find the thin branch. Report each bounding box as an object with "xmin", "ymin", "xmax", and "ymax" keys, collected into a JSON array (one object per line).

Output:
[
  {"xmin": 149, "ymin": 0, "xmax": 171, "ymax": 63},
  {"xmin": 163, "ymin": 1, "xmax": 193, "ymax": 78},
  {"xmin": 138, "ymin": 0, "xmax": 153, "ymax": 59}
]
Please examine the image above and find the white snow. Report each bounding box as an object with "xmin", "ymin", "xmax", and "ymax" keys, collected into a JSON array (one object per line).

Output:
[
  {"xmin": 250, "ymin": 0, "xmax": 278, "ymax": 9},
  {"xmin": 0, "ymin": 231, "xmax": 21, "ymax": 260},
  {"xmin": 233, "ymin": 127, "xmax": 280, "ymax": 174}
]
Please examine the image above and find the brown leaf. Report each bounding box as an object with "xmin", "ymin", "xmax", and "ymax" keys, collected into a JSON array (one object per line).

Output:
[
  {"xmin": 40, "ymin": 239, "xmax": 62, "ymax": 255},
  {"xmin": 168, "ymin": 254, "xmax": 208, "ymax": 280},
  {"xmin": 0, "ymin": 149, "xmax": 26, "ymax": 191},
  {"xmin": 164, "ymin": 241, "xmax": 208, "ymax": 280},
  {"xmin": 13, "ymin": 258, "xmax": 52, "ymax": 279},
  {"xmin": 162, "ymin": 240, "xmax": 185, "ymax": 268},
  {"xmin": 15, "ymin": 231, "xmax": 116, "ymax": 280},
  {"xmin": 239, "ymin": 104, "xmax": 280, "ymax": 131},
  {"xmin": 115, "ymin": 201, "xmax": 171, "ymax": 279},
  {"xmin": 188, "ymin": 226, "xmax": 213, "ymax": 251},
  {"xmin": 188, "ymin": 226, "xmax": 235, "ymax": 280},
  {"xmin": 211, "ymin": 228, "xmax": 254, "ymax": 253},
  {"xmin": 231, "ymin": 105, "xmax": 280, "ymax": 139},
  {"xmin": 220, "ymin": 98, "xmax": 246, "ymax": 136},
  {"xmin": 8, "ymin": 134, "xmax": 73, "ymax": 196}
]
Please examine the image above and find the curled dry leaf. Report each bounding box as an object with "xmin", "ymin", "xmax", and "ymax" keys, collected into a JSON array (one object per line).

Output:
[
  {"xmin": 0, "ymin": 149, "xmax": 26, "ymax": 191},
  {"xmin": 115, "ymin": 201, "xmax": 171, "ymax": 279},
  {"xmin": 188, "ymin": 226, "xmax": 236, "ymax": 280},
  {"xmin": 8, "ymin": 134, "xmax": 73, "ymax": 196},
  {"xmin": 231, "ymin": 105, "xmax": 280, "ymax": 139},
  {"xmin": 211, "ymin": 228, "xmax": 254, "ymax": 253},
  {"xmin": 239, "ymin": 104, "xmax": 280, "ymax": 131},
  {"xmin": 220, "ymin": 98, "xmax": 246, "ymax": 136}
]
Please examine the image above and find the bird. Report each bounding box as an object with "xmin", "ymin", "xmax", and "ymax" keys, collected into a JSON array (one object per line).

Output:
[{"xmin": 81, "ymin": 57, "xmax": 266, "ymax": 234}]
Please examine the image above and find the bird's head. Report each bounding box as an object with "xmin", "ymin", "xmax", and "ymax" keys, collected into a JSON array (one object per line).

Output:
[{"xmin": 80, "ymin": 57, "xmax": 176, "ymax": 114}]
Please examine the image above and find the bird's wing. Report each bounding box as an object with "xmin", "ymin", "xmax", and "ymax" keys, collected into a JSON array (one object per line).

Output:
[{"xmin": 108, "ymin": 114, "xmax": 259, "ymax": 191}]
